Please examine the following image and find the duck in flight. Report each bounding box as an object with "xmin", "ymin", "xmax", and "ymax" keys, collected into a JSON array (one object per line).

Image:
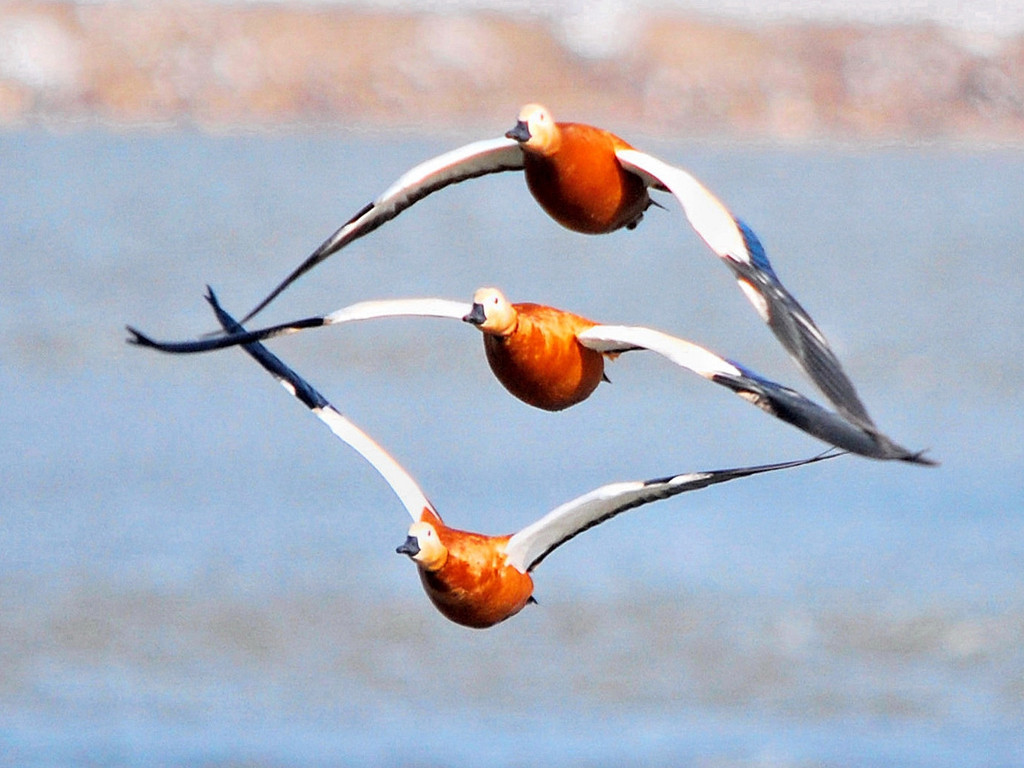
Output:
[
  {"xmin": 128, "ymin": 288, "xmax": 933, "ymax": 464},
  {"xmin": 235, "ymin": 103, "xmax": 875, "ymax": 434},
  {"xmin": 202, "ymin": 289, "xmax": 843, "ymax": 628}
]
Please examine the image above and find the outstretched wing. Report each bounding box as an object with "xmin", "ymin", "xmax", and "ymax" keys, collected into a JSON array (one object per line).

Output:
[
  {"xmin": 240, "ymin": 137, "xmax": 524, "ymax": 323},
  {"xmin": 207, "ymin": 289, "xmax": 438, "ymax": 523},
  {"xmin": 504, "ymin": 451, "xmax": 842, "ymax": 573},
  {"xmin": 128, "ymin": 297, "xmax": 472, "ymax": 354},
  {"xmin": 577, "ymin": 324, "xmax": 932, "ymax": 464},
  {"xmin": 615, "ymin": 148, "xmax": 876, "ymax": 431}
]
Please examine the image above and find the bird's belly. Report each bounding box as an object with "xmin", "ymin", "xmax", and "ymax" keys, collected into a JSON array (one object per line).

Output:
[
  {"xmin": 524, "ymin": 155, "xmax": 649, "ymax": 234},
  {"xmin": 419, "ymin": 564, "xmax": 534, "ymax": 629},
  {"xmin": 484, "ymin": 335, "xmax": 605, "ymax": 411}
]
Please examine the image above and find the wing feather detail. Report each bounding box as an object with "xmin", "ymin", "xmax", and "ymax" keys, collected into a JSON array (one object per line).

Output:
[
  {"xmin": 577, "ymin": 324, "xmax": 931, "ymax": 463},
  {"xmin": 241, "ymin": 138, "xmax": 524, "ymax": 323},
  {"xmin": 207, "ymin": 289, "xmax": 437, "ymax": 522},
  {"xmin": 615, "ymin": 148, "xmax": 875, "ymax": 428},
  {"xmin": 504, "ymin": 452, "xmax": 841, "ymax": 573},
  {"xmin": 128, "ymin": 297, "xmax": 474, "ymax": 354}
]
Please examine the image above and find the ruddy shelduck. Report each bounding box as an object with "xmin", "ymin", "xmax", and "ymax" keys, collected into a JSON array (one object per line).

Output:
[
  {"xmin": 234, "ymin": 104, "xmax": 874, "ymax": 435},
  {"xmin": 128, "ymin": 289, "xmax": 933, "ymax": 464},
  {"xmin": 198, "ymin": 290, "xmax": 842, "ymax": 628}
]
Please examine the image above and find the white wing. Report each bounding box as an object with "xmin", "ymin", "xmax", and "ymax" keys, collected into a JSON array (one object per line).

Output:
[
  {"xmin": 504, "ymin": 452, "xmax": 840, "ymax": 573},
  {"xmin": 617, "ymin": 149, "xmax": 747, "ymax": 264},
  {"xmin": 321, "ymin": 297, "xmax": 472, "ymax": 325},
  {"xmin": 577, "ymin": 323, "xmax": 931, "ymax": 464},
  {"xmin": 578, "ymin": 323, "xmax": 743, "ymax": 379},
  {"xmin": 128, "ymin": 297, "xmax": 473, "ymax": 354},
  {"xmin": 207, "ymin": 289, "xmax": 437, "ymax": 522},
  {"xmin": 241, "ymin": 137, "xmax": 524, "ymax": 323},
  {"xmin": 616, "ymin": 148, "xmax": 876, "ymax": 431}
]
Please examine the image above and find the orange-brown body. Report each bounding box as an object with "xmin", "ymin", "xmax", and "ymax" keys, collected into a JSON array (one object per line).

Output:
[
  {"xmin": 521, "ymin": 122, "xmax": 649, "ymax": 234},
  {"xmin": 413, "ymin": 509, "xmax": 535, "ymax": 629},
  {"xmin": 481, "ymin": 302, "xmax": 605, "ymax": 411}
]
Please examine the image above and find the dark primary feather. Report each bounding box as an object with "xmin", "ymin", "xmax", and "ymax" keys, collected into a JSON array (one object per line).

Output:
[
  {"xmin": 205, "ymin": 288, "xmax": 442, "ymax": 521},
  {"xmin": 127, "ymin": 315, "xmax": 327, "ymax": 354},
  {"xmin": 205, "ymin": 288, "xmax": 329, "ymax": 412},
  {"xmin": 727, "ymin": 254, "xmax": 876, "ymax": 431},
  {"xmin": 525, "ymin": 451, "xmax": 843, "ymax": 571},
  {"xmin": 711, "ymin": 365, "xmax": 936, "ymax": 465}
]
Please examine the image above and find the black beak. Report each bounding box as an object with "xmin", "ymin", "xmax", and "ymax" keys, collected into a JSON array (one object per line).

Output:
[
  {"xmin": 462, "ymin": 302, "xmax": 486, "ymax": 326},
  {"xmin": 396, "ymin": 535, "xmax": 420, "ymax": 557},
  {"xmin": 505, "ymin": 120, "xmax": 531, "ymax": 143}
]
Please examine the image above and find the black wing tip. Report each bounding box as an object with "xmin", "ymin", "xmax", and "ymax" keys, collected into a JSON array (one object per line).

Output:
[
  {"xmin": 745, "ymin": 447, "xmax": 847, "ymax": 474},
  {"xmin": 729, "ymin": 259, "xmax": 879, "ymax": 430},
  {"xmin": 132, "ymin": 286, "xmax": 330, "ymax": 355},
  {"xmin": 867, "ymin": 427, "xmax": 939, "ymax": 466},
  {"xmin": 712, "ymin": 363, "xmax": 936, "ymax": 467},
  {"xmin": 206, "ymin": 286, "xmax": 241, "ymax": 333},
  {"xmin": 125, "ymin": 324, "xmax": 200, "ymax": 354},
  {"xmin": 729, "ymin": 447, "xmax": 848, "ymax": 478},
  {"xmin": 204, "ymin": 290, "xmax": 331, "ymax": 413},
  {"xmin": 644, "ymin": 448, "xmax": 846, "ymax": 488},
  {"xmin": 900, "ymin": 448, "xmax": 939, "ymax": 467},
  {"xmin": 125, "ymin": 325, "xmax": 151, "ymax": 347},
  {"xmin": 527, "ymin": 449, "xmax": 846, "ymax": 573},
  {"xmin": 126, "ymin": 287, "xmax": 234, "ymax": 354},
  {"xmin": 236, "ymin": 223, "xmax": 349, "ymax": 325}
]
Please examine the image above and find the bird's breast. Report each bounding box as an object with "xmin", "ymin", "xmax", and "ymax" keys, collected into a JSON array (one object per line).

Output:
[
  {"xmin": 522, "ymin": 126, "xmax": 649, "ymax": 234},
  {"xmin": 417, "ymin": 532, "xmax": 535, "ymax": 629},
  {"xmin": 482, "ymin": 309, "xmax": 605, "ymax": 411}
]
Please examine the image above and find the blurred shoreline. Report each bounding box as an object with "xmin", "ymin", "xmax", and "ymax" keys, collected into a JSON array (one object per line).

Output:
[{"xmin": 1, "ymin": 1, "xmax": 1023, "ymax": 142}]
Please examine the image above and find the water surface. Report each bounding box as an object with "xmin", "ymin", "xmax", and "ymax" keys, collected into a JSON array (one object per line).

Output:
[{"xmin": 2, "ymin": 130, "xmax": 1022, "ymax": 767}]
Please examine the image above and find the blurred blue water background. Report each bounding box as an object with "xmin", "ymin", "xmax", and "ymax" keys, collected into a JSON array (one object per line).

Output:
[{"xmin": 1, "ymin": 128, "xmax": 1022, "ymax": 767}]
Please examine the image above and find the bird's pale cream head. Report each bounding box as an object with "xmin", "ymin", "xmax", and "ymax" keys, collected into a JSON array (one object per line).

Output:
[
  {"xmin": 465, "ymin": 287, "xmax": 518, "ymax": 336},
  {"xmin": 506, "ymin": 103, "xmax": 559, "ymax": 156},
  {"xmin": 396, "ymin": 520, "xmax": 448, "ymax": 571}
]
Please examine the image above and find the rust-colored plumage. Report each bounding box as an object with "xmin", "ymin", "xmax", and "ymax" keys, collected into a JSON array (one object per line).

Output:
[
  {"xmin": 236, "ymin": 102, "xmax": 661, "ymax": 325},
  {"xmin": 141, "ymin": 291, "xmax": 845, "ymax": 630},
  {"xmin": 226, "ymin": 102, "xmax": 899, "ymax": 449},
  {"xmin": 517, "ymin": 118, "xmax": 650, "ymax": 234},
  {"xmin": 129, "ymin": 287, "xmax": 933, "ymax": 463},
  {"xmin": 406, "ymin": 509, "xmax": 535, "ymax": 628},
  {"xmin": 468, "ymin": 292, "xmax": 606, "ymax": 412}
]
